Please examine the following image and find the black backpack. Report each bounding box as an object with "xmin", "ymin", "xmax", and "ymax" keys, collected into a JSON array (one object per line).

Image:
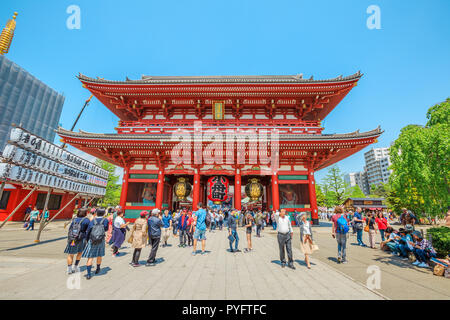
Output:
[
  {"xmin": 68, "ymin": 217, "xmax": 87, "ymax": 243},
  {"xmin": 90, "ymin": 218, "xmax": 106, "ymax": 245}
]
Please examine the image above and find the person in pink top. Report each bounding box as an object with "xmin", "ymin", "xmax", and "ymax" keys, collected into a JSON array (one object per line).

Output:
[{"xmin": 105, "ymin": 211, "xmax": 114, "ymax": 245}]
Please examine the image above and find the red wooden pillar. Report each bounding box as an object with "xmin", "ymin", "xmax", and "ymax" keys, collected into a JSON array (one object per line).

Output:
[
  {"xmin": 234, "ymin": 168, "xmax": 241, "ymax": 210},
  {"xmin": 119, "ymin": 166, "xmax": 129, "ymax": 209},
  {"xmin": 192, "ymin": 169, "xmax": 200, "ymax": 211},
  {"xmin": 155, "ymin": 168, "xmax": 165, "ymax": 210},
  {"xmin": 271, "ymin": 172, "xmax": 280, "ymax": 211},
  {"xmin": 308, "ymin": 169, "xmax": 319, "ymax": 225}
]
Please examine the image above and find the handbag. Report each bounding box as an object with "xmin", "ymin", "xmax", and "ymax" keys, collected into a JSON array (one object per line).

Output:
[
  {"xmin": 127, "ymin": 232, "xmax": 134, "ymax": 244},
  {"xmin": 312, "ymin": 242, "xmax": 319, "ymax": 252},
  {"xmin": 364, "ymin": 224, "xmax": 370, "ymax": 232}
]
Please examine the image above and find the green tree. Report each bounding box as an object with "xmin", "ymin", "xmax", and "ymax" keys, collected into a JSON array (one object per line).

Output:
[
  {"xmin": 322, "ymin": 166, "xmax": 350, "ymax": 206},
  {"xmin": 95, "ymin": 159, "xmax": 122, "ymax": 207},
  {"xmin": 348, "ymin": 184, "xmax": 365, "ymax": 198},
  {"xmin": 389, "ymin": 98, "xmax": 450, "ymax": 217},
  {"xmin": 315, "ymin": 184, "xmax": 326, "ymax": 207},
  {"xmin": 369, "ymin": 183, "xmax": 389, "ymax": 198}
]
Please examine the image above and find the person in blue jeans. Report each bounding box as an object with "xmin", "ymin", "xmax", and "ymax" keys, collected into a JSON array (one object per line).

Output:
[
  {"xmin": 227, "ymin": 210, "xmax": 240, "ymax": 253},
  {"xmin": 397, "ymin": 228, "xmax": 413, "ymax": 258},
  {"xmin": 271, "ymin": 211, "xmax": 277, "ymax": 230},
  {"xmin": 411, "ymin": 231, "xmax": 436, "ymax": 268},
  {"xmin": 352, "ymin": 207, "xmax": 366, "ymax": 247},
  {"xmin": 192, "ymin": 203, "xmax": 208, "ymax": 255},
  {"xmin": 26, "ymin": 207, "xmax": 40, "ymax": 231}
]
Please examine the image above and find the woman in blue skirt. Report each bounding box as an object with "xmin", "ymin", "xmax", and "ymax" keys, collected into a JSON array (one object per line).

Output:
[
  {"xmin": 82, "ymin": 208, "xmax": 109, "ymax": 280},
  {"xmin": 64, "ymin": 208, "xmax": 90, "ymax": 274}
]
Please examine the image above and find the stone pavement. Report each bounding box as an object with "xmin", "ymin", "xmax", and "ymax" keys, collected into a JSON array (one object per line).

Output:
[
  {"xmin": 288, "ymin": 220, "xmax": 450, "ymax": 300},
  {"xmin": 0, "ymin": 221, "xmax": 384, "ymax": 300}
]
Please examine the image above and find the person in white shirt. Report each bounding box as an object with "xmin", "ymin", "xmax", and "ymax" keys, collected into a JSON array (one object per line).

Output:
[{"xmin": 274, "ymin": 209, "xmax": 295, "ymax": 269}]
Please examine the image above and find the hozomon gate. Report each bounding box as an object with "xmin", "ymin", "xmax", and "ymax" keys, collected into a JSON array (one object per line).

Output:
[{"xmin": 58, "ymin": 72, "xmax": 382, "ymax": 224}]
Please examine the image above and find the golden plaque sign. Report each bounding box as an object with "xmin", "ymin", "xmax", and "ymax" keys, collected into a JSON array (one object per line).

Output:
[{"xmin": 212, "ymin": 100, "xmax": 225, "ymax": 120}]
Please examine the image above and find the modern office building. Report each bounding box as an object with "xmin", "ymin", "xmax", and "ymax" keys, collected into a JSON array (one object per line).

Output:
[
  {"xmin": 364, "ymin": 147, "xmax": 392, "ymax": 186},
  {"xmin": 344, "ymin": 171, "xmax": 370, "ymax": 195},
  {"xmin": 0, "ymin": 55, "xmax": 65, "ymax": 151}
]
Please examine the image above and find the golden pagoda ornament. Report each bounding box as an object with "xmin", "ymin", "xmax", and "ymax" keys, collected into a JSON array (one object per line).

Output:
[{"xmin": 0, "ymin": 12, "xmax": 18, "ymax": 55}]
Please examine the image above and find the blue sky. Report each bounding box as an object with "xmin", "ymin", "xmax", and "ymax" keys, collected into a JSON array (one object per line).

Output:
[{"xmin": 1, "ymin": 0, "xmax": 449, "ymax": 184}]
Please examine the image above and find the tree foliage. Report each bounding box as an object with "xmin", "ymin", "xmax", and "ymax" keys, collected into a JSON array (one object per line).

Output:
[
  {"xmin": 369, "ymin": 183, "xmax": 389, "ymax": 198},
  {"xmin": 95, "ymin": 159, "xmax": 122, "ymax": 207},
  {"xmin": 315, "ymin": 184, "xmax": 326, "ymax": 207},
  {"xmin": 320, "ymin": 166, "xmax": 350, "ymax": 207},
  {"xmin": 349, "ymin": 184, "xmax": 366, "ymax": 198},
  {"xmin": 389, "ymin": 98, "xmax": 450, "ymax": 217}
]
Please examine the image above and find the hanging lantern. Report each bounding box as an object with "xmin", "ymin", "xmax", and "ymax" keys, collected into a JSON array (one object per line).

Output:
[
  {"xmin": 174, "ymin": 177, "xmax": 192, "ymax": 201},
  {"xmin": 245, "ymin": 178, "xmax": 263, "ymax": 201},
  {"xmin": 207, "ymin": 176, "xmax": 229, "ymax": 205}
]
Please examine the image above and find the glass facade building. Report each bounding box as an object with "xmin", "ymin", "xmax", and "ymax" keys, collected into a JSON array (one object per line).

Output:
[{"xmin": 0, "ymin": 55, "xmax": 64, "ymax": 151}]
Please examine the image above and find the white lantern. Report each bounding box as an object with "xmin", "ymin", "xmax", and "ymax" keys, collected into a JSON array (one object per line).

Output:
[
  {"xmin": 10, "ymin": 128, "xmax": 23, "ymax": 143},
  {"xmin": 2, "ymin": 144, "xmax": 16, "ymax": 159},
  {"xmin": 0, "ymin": 163, "xmax": 11, "ymax": 178}
]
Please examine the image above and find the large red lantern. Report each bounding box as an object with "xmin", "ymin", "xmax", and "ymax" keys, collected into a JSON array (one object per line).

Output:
[{"xmin": 207, "ymin": 176, "xmax": 229, "ymax": 204}]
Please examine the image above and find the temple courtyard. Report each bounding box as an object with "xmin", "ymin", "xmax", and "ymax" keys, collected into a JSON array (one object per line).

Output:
[{"xmin": 0, "ymin": 221, "xmax": 448, "ymax": 300}]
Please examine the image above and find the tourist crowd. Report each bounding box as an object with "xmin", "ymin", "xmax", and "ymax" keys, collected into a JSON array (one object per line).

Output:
[
  {"xmin": 62, "ymin": 204, "xmax": 321, "ymax": 280},
  {"xmin": 60, "ymin": 202, "xmax": 441, "ymax": 280},
  {"xmin": 325, "ymin": 206, "xmax": 437, "ymax": 268}
]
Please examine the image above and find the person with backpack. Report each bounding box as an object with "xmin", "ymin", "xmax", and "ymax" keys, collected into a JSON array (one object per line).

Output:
[
  {"xmin": 111, "ymin": 210, "xmax": 131, "ymax": 257},
  {"xmin": 82, "ymin": 208, "xmax": 109, "ymax": 280},
  {"xmin": 192, "ymin": 202, "xmax": 208, "ymax": 255},
  {"xmin": 331, "ymin": 206, "xmax": 349, "ymax": 264},
  {"xmin": 64, "ymin": 208, "xmax": 90, "ymax": 274}
]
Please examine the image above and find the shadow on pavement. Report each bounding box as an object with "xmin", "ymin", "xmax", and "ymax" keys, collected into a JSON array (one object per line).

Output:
[
  {"xmin": 327, "ymin": 257, "xmax": 339, "ymax": 263},
  {"xmin": 96, "ymin": 267, "xmax": 112, "ymax": 276},
  {"xmin": 373, "ymin": 255, "xmax": 431, "ymax": 274},
  {"xmin": 2, "ymin": 236, "xmax": 67, "ymax": 252},
  {"xmin": 294, "ymin": 259, "xmax": 316, "ymax": 267},
  {"xmin": 115, "ymin": 252, "xmax": 128, "ymax": 257},
  {"xmin": 270, "ymin": 260, "xmax": 282, "ymax": 266},
  {"xmin": 314, "ymin": 221, "xmax": 333, "ymax": 228}
]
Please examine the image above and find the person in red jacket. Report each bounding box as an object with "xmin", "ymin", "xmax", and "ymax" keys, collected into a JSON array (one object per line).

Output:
[
  {"xmin": 375, "ymin": 211, "xmax": 389, "ymax": 242},
  {"xmin": 186, "ymin": 211, "xmax": 195, "ymax": 247},
  {"xmin": 178, "ymin": 210, "xmax": 190, "ymax": 248}
]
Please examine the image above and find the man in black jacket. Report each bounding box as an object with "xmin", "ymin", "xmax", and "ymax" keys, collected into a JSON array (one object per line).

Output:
[{"xmin": 147, "ymin": 208, "xmax": 163, "ymax": 266}]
